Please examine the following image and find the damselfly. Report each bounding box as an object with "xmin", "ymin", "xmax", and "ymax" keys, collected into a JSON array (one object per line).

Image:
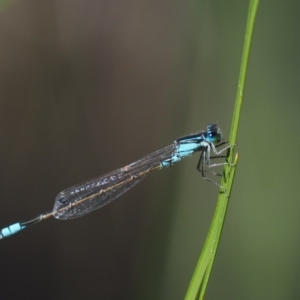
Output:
[{"xmin": 0, "ymin": 124, "xmax": 231, "ymax": 239}]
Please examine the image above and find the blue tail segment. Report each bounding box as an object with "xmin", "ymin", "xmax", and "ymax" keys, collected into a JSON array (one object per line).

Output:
[{"xmin": 0, "ymin": 223, "xmax": 25, "ymax": 239}]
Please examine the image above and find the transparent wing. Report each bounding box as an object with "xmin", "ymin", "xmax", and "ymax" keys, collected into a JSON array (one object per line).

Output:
[{"xmin": 53, "ymin": 144, "xmax": 175, "ymax": 219}]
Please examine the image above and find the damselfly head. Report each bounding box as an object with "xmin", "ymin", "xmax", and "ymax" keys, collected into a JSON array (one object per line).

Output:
[{"xmin": 205, "ymin": 124, "xmax": 222, "ymax": 144}]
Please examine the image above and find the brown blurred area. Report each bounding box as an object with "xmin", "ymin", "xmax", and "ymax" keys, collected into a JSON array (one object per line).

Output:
[{"xmin": 0, "ymin": 1, "xmax": 230, "ymax": 299}]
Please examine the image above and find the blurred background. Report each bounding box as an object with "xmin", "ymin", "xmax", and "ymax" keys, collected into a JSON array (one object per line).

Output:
[{"xmin": 0, "ymin": 1, "xmax": 300, "ymax": 299}]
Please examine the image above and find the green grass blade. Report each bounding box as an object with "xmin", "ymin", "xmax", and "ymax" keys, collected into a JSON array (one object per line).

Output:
[
  {"xmin": 185, "ymin": 1, "xmax": 259, "ymax": 299},
  {"xmin": 229, "ymin": 0, "xmax": 260, "ymax": 145}
]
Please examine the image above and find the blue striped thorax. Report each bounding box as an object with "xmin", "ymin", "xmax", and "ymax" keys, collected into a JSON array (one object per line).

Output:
[{"xmin": 161, "ymin": 124, "xmax": 222, "ymax": 167}]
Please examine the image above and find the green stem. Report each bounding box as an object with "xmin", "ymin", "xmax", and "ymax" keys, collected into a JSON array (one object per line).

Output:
[{"xmin": 184, "ymin": 1, "xmax": 259, "ymax": 299}]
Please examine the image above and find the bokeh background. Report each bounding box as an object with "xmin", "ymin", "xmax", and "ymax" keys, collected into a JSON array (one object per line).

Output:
[{"xmin": 0, "ymin": 1, "xmax": 300, "ymax": 299}]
